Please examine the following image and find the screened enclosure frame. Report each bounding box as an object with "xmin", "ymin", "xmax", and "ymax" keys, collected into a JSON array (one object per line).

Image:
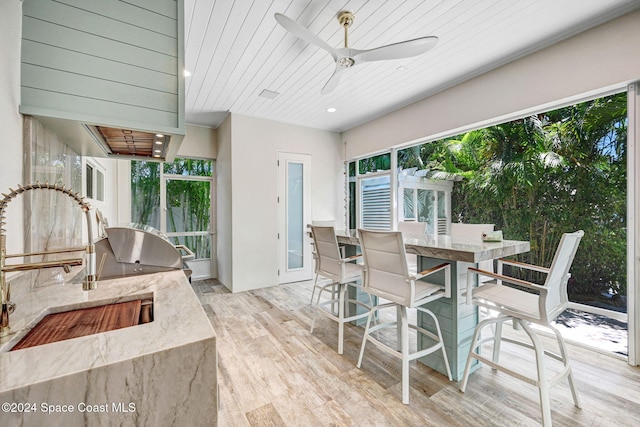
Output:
[
  {"xmin": 345, "ymin": 83, "xmax": 639, "ymax": 366},
  {"xmin": 398, "ymin": 174, "xmax": 453, "ymax": 236}
]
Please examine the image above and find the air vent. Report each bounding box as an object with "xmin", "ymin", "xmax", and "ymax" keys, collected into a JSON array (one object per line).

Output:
[{"xmin": 259, "ymin": 89, "xmax": 280, "ymax": 99}]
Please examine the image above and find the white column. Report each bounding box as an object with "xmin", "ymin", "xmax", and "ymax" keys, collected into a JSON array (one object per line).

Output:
[
  {"xmin": 390, "ymin": 148, "xmax": 398, "ymax": 229},
  {"xmin": 0, "ymin": 0, "xmax": 24, "ymax": 256},
  {"xmin": 628, "ymin": 81, "xmax": 639, "ymax": 366}
]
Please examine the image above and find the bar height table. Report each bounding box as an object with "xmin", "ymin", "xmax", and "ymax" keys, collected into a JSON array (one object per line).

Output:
[{"xmin": 334, "ymin": 230, "xmax": 530, "ymax": 381}]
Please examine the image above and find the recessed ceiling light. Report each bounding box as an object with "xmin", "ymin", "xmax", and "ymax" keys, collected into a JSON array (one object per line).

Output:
[
  {"xmin": 327, "ymin": 107, "xmax": 336, "ymax": 113},
  {"xmin": 259, "ymin": 89, "xmax": 280, "ymax": 99},
  {"xmin": 156, "ymin": 133, "xmax": 164, "ymax": 138},
  {"xmin": 154, "ymin": 149, "xmax": 161, "ymax": 153},
  {"xmin": 183, "ymin": 70, "xmax": 192, "ymax": 77},
  {"xmin": 155, "ymin": 140, "xmax": 163, "ymax": 145}
]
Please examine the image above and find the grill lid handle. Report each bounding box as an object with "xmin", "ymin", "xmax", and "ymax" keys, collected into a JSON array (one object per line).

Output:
[{"xmin": 175, "ymin": 244, "xmax": 196, "ymax": 261}]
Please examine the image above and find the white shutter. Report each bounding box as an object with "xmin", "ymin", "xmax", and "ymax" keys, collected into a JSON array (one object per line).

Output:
[
  {"xmin": 361, "ymin": 176, "xmax": 391, "ymax": 230},
  {"xmin": 438, "ymin": 218, "xmax": 449, "ymax": 235}
]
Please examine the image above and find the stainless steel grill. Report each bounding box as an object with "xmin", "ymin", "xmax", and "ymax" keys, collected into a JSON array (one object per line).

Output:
[{"xmin": 94, "ymin": 223, "xmax": 194, "ymax": 280}]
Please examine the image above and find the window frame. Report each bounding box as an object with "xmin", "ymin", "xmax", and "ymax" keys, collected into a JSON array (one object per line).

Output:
[
  {"xmin": 347, "ymin": 151, "xmax": 394, "ymax": 231},
  {"xmin": 83, "ymin": 158, "xmax": 106, "ymax": 205}
]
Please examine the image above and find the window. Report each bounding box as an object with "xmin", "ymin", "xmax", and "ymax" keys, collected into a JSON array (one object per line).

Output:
[
  {"xmin": 358, "ymin": 152, "xmax": 390, "ymax": 174},
  {"xmin": 393, "ymin": 92, "xmax": 629, "ymax": 357},
  {"xmin": 86, "ymin": 164, "xmax": 93, "ymax": 199},
  {"xmin": 84, "ymin": 159, "xmax": 105, "ymax": 203},
  {"xmin": 346, "ymin": 153, "xmax": 393, "ymax": 230},
  {"xmin": 131, "ymin": 161, "xmax": 161, "ymax": 228},
  {"xmin": 399, "ymin": 176, "xmax": 452, "ymax": 235},
  {"xmin": 347, "ymin": 161, "xmax": 356, "ymax": 230},
  {"xmin": 360, "ymin": 175, "xmax": 391, "ymax": 230},
  {"xmin": 131, "ymin": 158, "xmax": 213, "ymax": 259},
  {"xmin": 96, "ymin": 169, "xmax": 104, "ymax": 202}
]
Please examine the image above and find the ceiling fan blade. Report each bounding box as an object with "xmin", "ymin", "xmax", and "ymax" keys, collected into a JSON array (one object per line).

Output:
[
  {"xmin": 275, "ymin": 13, "xmax": 337, "ymax": 61},
  {"xmin": 321, "ymin": 65, "xmax": 346, "ymax": 95},
  {"xmin": 355, "ymin": 36, "xmax": 438, "ymax": 62}
]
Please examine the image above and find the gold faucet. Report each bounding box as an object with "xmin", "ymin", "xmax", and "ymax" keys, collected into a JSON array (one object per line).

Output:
[{"xmin": 0, "ymin": 183, "xmax": 97, "ymax": 337}]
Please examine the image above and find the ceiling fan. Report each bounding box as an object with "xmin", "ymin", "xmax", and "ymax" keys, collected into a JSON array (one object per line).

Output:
[{"xmin": 275, "ymin": 11, "xmax": 438, "ymax": 95}]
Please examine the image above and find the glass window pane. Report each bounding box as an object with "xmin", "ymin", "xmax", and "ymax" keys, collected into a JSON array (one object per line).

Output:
[
  {"xmin": 403, "ymin": 188, "xmax": 415, "ymax": 219},
  {"xmin": 287, "ymin": 162, "xmax": 304, "ymax": 269},
  {"xmin": 348, "ymin": 161, "xmax": 356, "ymax": 177},
  {"xmin": 163, "ymin": 158, "xmax": 213, "ymax": 176},
  {"xmin": 358, "ymin": 153, "xmax": 391, "ymax": 174},
  {"xmin": 131, "ymin": 161, "xmax": 160, "ymax": 229},
  {"xmin": 417, "ymin": 189, "xmax": 434, "ymax": 233},
  {"xmin": 437, "ymin": 191, "xmax": 446, "ymax": 218},
  {"xmin": 165, "ymin": 179, "xmax": 211, "ymax": 233},
  {"xmin": 349, "ymin": 181, "xmax": 356, "ymax": 230},
  {"xmin": 96, "ymin": 170, "xmax": 104, "ymax": 202},
  {"xmin": 86, "ymin": 164, "xmax": 93, "ymax": 199}
]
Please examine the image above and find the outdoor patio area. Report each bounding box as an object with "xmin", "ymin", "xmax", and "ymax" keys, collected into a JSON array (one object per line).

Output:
[
  {"xmin": 192, "ymin": 278, "xmax": 640, "ymax": 427},
  {"xmin": 554, "ymin": 309, "xmax": 628, "ymax": 357}
]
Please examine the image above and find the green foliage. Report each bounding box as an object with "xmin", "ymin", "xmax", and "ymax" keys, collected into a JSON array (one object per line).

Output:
[
  {"xmin": 359, "ymin": 153, "xmax": 391, "ymax": 174},
  {"xmin": 399, "ymin": 93, "xmax": 628, "ymax": 307},
  {"xmin": 131, "ymin": 161, "xmax": 160, "ymax": 228},
  {"xmin": 131, "ymin": 158, "xmax": 213, "ymax": 259},
  {"xmin": 164, "ymin": 158, "xmax": 213, "ymax": 176}
]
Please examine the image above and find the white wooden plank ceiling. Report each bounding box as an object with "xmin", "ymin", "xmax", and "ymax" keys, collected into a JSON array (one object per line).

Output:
[{"xmin": 184, "ymin": 0, "xmax": 640, "ymax": 132}]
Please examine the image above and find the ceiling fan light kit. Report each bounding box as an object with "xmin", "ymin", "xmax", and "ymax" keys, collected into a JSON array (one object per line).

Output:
[{"xmin": 275, "ymin": 11, "xmax": 438, "ymax": 95}]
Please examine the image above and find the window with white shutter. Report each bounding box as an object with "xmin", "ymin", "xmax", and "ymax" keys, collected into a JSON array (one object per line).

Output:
[{"xmin": 360, "ymin": 175, "xmax": 391, "ymax": 230}]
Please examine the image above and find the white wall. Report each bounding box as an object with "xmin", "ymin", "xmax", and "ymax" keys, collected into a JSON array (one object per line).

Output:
[
  {"xmin": 221, "ymin": 114, "xmax": 343, "ymax": 292},
  {"xmin": 216, "ymin": 115, "xmax": 232, "ymax": 290},
  {"xmin": 0, "ymin": 0, "xmax": 23, "ymax": 255},
  {"xmin": 343, "ymin": 9, "xmax": 640, "ymax": 159},
  {"xmin": 177, "ymin": 124, "xmax": 217, "ymax": 159}
]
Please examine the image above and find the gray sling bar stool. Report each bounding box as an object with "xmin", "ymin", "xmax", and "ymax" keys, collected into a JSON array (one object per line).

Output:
[
  {"xmin": 460, "ymin": 230, "xmax": 584, "ymax": 426},
  {"xmin": 356, "ymin": 229, "xmax": 452, "ymax": 404},
  {"xmin": 309, "ymin": 225, "xmax": 372, "ymax": 355}
]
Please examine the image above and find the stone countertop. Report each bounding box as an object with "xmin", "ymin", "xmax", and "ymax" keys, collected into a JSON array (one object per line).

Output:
[
  {"xmin": 0, "ymin": 269, "xmax": 216, "ymax": 393},
  {"xmin": 404, "ymin": 236, "xmax": 531, "ymax": 263},
  {"xmin": 334, "ymin": 229, "xmax": 531, "ymax": 263}
]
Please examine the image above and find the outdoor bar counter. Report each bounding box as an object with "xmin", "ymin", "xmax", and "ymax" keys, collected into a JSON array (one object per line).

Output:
[
  {"xmin": 335, "ymin": 230, "xmax": 530, "ymax": 381},
  {"xmin": 0, "ymin": 269, "xmax": 217, "ymax": 426}
]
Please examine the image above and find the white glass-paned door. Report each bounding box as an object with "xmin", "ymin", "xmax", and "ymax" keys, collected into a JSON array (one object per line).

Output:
[
  {"xmin": 287, "ymin": 162, "xmax": 304, "ymax": 269},
  {"xmin": 278, "ymin": 152, "xmax": 312, "ymax": 284}
]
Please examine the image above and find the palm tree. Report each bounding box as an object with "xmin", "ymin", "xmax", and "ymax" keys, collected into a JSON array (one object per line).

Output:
[{"xmin": 426, "ymin": 93, "xmax": 627, "ymax": 301}]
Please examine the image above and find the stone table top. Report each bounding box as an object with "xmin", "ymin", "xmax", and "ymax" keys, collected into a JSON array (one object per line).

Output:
[{"xmin": 334, "ymin": 229, "xmax": 530, "ymax": 263}]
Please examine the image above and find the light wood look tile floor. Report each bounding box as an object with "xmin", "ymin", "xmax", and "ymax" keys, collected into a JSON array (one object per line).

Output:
[{"xmin": 192, "ymin": 279, "xmax": 640, "ymax": 427}]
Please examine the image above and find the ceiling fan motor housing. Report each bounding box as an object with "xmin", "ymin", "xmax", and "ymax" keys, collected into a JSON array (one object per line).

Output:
[{"xmin": 338, "ymin": 11, "xmax": 355, "ymax": 28}]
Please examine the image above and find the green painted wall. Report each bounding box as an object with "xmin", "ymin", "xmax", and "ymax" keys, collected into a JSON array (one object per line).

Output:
[{"xmin": 20, "ymin": 0, "xmax": 184, "ymax": 134}]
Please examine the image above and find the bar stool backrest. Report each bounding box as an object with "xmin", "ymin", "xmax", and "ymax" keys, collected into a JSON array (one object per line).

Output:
[
  {"xmin": 450, "ymin": 223, "xmax": 495, "ymax": 281},
  {"xmin": 542, "ymin": 230, "xmax": 584, "ymax": 322},
  {"xmin": 397, "ymin": 221, "xmax": 427, "ymax": 238},
  {"xmin": 312, "ymin": 220, "xmax": 336, "ymax": 227},
  {"xmin": 449, "ymin": 223, "xmax": 494, "ymax": 240},
  {"xmin": 310, "ymin": 226, "xmax": 343, "ymax": 281},
  {"xmin": 359, "ymin": 229, "xmax": 413, "ymax": 306}
]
